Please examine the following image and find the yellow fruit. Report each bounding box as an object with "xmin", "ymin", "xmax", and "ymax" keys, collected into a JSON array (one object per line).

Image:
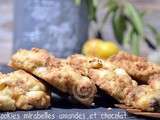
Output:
[
  {"xmin": 82, "ymin": 39, "xmax": 103, "ymax": 56},
  {"xmin": 82, "ymin": 39, "xmax": 119, "ymax": 59}
]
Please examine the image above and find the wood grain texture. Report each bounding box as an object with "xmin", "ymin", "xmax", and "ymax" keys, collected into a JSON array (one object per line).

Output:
[{"xmin": 115, "ymin": 104, "xmax": 160, "ymax": 118}]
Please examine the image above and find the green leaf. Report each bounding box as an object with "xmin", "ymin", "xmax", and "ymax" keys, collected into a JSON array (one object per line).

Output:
[
  {"xmin": 147, "ymin": 24, "xmax": 158, "ymax": 35},
  {"xmin": 156, "ymin": 33, "xmax": 160, "ymax": 47},
  {"xmin": 140, "ymin": 11, "xmax": 146, "ymax": 18},
  {"xmin": 147, "ymin": 24, "xmax": 160, "ymax": 47},
  {"xmin": 102, "ymin": 1, "xmax": 118, "ymax": 24},
  {"xmin": 124, "ymin": 2, "xmax": 143, "ymax": 35},
  {"xmin": 131, "ymin": 31, "xmax": 140, "ymax": 55},
  {"xmin": 93, "ymin": 0, "xmax": 98, "ymax": 7},
  {"xmin": 112, "ymin": 9, "xmax": 127, "ymax": 44},
  {"xmin": 123, "ymin": 25, "xmax": 132, "ymax": 46},
  {"xmin": 75, "ymin": 0, "xmax": 81, "ymax": 5},
  {"xmin": 86, "ymin": 0, "xmax": 97, "ymax": 21},
  {"xmin": 107, "ymin": 0, "xmax": 118, "ymax": 12}
]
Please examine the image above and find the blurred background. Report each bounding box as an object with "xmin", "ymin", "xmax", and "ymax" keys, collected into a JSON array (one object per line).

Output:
[
  {"xmin": 0, "ymin": 0, "xmax": 12, "ymax": 63},
  {"xmin": 1, "ymin": 0, "xmax": 160, "ymax": 64}
]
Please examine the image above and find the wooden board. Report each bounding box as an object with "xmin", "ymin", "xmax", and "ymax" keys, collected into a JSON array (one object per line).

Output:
[{"xmin": 115, "ymin": 104, "xmax": 160, "ymax": 118}]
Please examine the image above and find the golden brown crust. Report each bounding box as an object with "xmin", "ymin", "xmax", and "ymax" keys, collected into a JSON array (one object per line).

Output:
[
  {"xmin": 108, "ymin": 51, "xmax": 160, "ymax": 84},
  {"xmin": 9, "ymin": 48, "xmax": 160, "ymax": 111},
  {"xmin": 148, "ymin": 75, "xmax": 160, "ymax": 90},
  {"xmin": 9, "ymin": 48, "xmax": 97, "ymax": 106},
  {"xmin": 67, "ymin": 55, "xmax": 136, "ymax": 101},
  {"xmin": 88, "ymin": 68, "xmax": 136, "ymax": 102},
  {"xmin": 67, "ymin": 54, "xmax": 160, "ymax": 111},
  {"xmin": 125, "ymin": 85, "xmax": 160, "ymax": 111},
  {"xmin": 0, "ymin": 70, "xmax": 50, "ymax": 111}
]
